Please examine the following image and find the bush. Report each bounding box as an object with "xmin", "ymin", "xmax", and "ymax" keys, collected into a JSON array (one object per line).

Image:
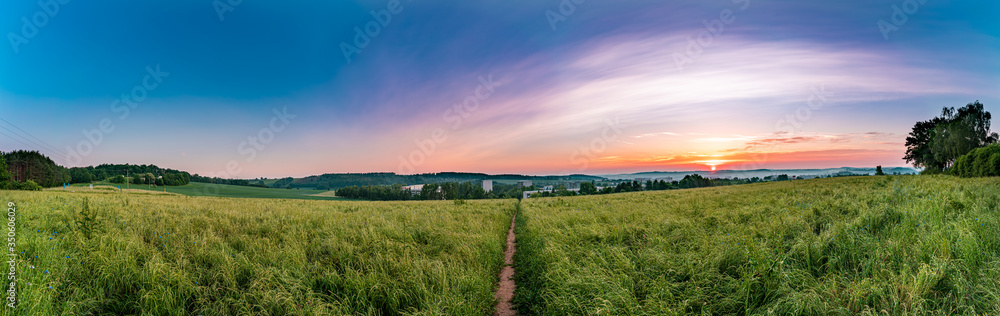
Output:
[
  {"xmin": 18, "ymin": 180, "xmax": 43, "ymax": 191},
  {"xmin": 921, "ymin": 166, "xmax": 944, "ymax": 175},
  {"xmin": 951, "ymin": 143, "xmax": 1000, "ymax": 177}
]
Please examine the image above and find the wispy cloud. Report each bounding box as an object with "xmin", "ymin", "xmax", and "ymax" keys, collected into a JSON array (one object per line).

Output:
[{"xmin": 632, "ymin": 131, "xmax": 680, "ymax": 138}]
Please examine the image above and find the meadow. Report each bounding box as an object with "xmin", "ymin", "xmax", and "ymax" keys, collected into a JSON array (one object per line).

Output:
[
  {"xmin": 6, "ymin": 175, "xmax": 1000, "ymax": 315},
  {"xmin": 0, "ymin": 190, "xmax": 515, "ymax": 315},
  {"xmin": 64, "ymin": 182, "xmax": 346, "ymax": 201},
  {"xmin": 514, "ymin": 175, "xmax": 1000, "ymax": 315}
]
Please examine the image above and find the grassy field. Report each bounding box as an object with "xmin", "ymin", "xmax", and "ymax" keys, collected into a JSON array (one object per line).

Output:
[
  {"xmin": 63, "ymin": 182, "xmax": 346, "ymax": 201},
  {"xmin": 7, "ymin": 175, "xmax": 1000, "ymax": 315},
  {"xmin": 515, "ymin": 175, "xmax": 1000, "ymax": 315},
  {"xmin": 0, "ymin": 190, "xmax": 515, "ymax": 315}
]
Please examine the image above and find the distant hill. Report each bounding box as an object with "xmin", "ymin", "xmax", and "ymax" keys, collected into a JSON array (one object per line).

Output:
[{"xmin": 601, "ymin": 167, "xmax": 920, "ymax": 180}]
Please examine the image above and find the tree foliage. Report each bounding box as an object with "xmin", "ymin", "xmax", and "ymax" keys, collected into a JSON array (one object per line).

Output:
[
  {"xmin": 905, "ymin": 101, "xmax": 999, "ymax": 171},
  {"xmin": 1, "ymin": 150, "xmax": 69, "ymax": 188},
  {"xmin": 190, "ymin": 174, "xmax": 265, "ymax": 187},
  {"xmin": 950, "ymin": 144, "xmax": 1000, "ymax": 177},
  {"xmin": 338, "ymin": 181, "xmax": 491, "ymax": 201}
]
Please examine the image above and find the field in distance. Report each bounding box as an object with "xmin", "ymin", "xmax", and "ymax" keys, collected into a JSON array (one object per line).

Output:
[
  {"xmin": 61, "ymin": 181, "xmax": 346, "ymax": 201},
  {"xmin": 515, "ymin": 175, "xmax": 1000, "ymax": 315},
  {"xmin": 1, "ymin": 191, "xmax": 515, "ymax": 315}
]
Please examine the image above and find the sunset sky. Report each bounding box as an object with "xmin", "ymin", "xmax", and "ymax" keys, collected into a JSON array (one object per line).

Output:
[{"xmin": 1, "ymin": 1, "xmax": 998, "ymax": 178}]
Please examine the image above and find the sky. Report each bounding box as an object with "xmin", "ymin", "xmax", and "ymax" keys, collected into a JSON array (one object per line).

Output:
[{"xmin": 0, "ymin": 0, "xmax": 998, "ymax": 178}]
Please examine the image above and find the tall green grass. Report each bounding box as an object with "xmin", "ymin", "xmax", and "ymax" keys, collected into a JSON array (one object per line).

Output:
[
  {"xmin": 0, "ymin": 191, "xmax": 515, "ymax": 315},
  {"xmin": 514, "ymin": 175, "xmax": 1000, "ymax": 315},
  {"xmin": 64, "ymin": 182, "xmax": 346, "ymax": 201}
]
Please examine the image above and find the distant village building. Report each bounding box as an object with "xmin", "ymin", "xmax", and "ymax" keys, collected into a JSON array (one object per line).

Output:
[
  {"xmin": 565, "ymin": 181, "xmax": 581, "ymax": 190},
  {"xmin": 517, "ymin": 180, "xmax": 532, "ymax": 188},
  {"xmin": 402, "ymin": 184, "xmax": 443, "ymax": 196},
  {"xmin": 522, "ymin": 187, "xmax": 581, "ymax": 199},
  {"xmin": 402, "ymin": 184, "xmax": 424, "ymax": 195},
  {"xmin": 482, "ymin": 180, "xmax": 493, "ymax": 192}
]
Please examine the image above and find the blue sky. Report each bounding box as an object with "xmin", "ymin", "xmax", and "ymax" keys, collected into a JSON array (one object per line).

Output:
[{"xmin": 1, "ymin": 0, "xmax": 998, "ymax": 178}]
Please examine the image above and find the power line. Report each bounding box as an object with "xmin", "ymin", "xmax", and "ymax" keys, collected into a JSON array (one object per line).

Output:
[
  {"xmin": 0, "ymin": 123, "xmax": 66, "ymax": 158},
  {"xmin": 0, "ymin": 129, "xmax": 56, "ymax": 157},
  {"xmin": 0, "ymin": 117, "xmax": 67, "ymax": 157}
]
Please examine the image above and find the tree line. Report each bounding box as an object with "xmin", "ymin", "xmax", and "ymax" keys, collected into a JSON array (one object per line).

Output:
[
  {"xmin": 71, "ymin": 163, "xmax": 191, "ymax": 186},
  {"xmin": 532, "ymin": 174, "xmax": 783, "ymax": 198},
  {"xmin": 190, "ymin": 174, "xmax": 267, "ymax": 188},
  {"xmin": 333, "ymin": 174, "xmax": 797, "ymax": 201},
  {"xmin": 0, "ymin": 150, "xmax": 191, "ymax": 190},
  {"xmin": 335, "ymin": 181, "xmax": 527, "ymax": 201},
  {"xmin": 285, "ymin": 172, "xmax": 601, "ymax": 190},
  {"xmin": 1, "ymin": 150, "xmax": 69, "ymax": 189}
]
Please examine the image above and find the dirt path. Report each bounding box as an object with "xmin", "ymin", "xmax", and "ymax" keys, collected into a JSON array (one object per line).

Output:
[{"xmin": 493, "ymin": 212, "xmax": 517, "ymax": 316}]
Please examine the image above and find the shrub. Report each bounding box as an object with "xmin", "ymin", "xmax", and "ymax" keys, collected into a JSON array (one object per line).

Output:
[
  {"xmin": 18, "ymin": 180, "xmax": 43, "ymax": 191},
  {"xmin": 951, "ymin": 143, "xmax": 1000, "ymax": 177},
  {"xmin": 107, "ymin": 175, "xmax": 126, "ymax": 183}
]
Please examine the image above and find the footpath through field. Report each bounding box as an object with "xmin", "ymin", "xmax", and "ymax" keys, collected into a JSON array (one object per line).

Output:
[{"xmin": 493, "ymin": 207, "xmax": 518, "ymax": 316}]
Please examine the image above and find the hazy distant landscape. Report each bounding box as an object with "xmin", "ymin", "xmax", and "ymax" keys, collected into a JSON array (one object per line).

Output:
[{"xmin": 601, "ymin": 167, "xmax": 921, "ymax": 181}]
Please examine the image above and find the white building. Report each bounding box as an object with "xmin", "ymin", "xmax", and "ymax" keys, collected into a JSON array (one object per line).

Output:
[
  {"xmin": 517, "ymin": 180, "xmax": 532, "ymax": 188},
  {"xmin": 482, "ymin": 180, "xmax": 493, "ymax": 192},
  {"xmin": 402, "ymin": 184, "xmax": 424, "ymax": 195}
]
